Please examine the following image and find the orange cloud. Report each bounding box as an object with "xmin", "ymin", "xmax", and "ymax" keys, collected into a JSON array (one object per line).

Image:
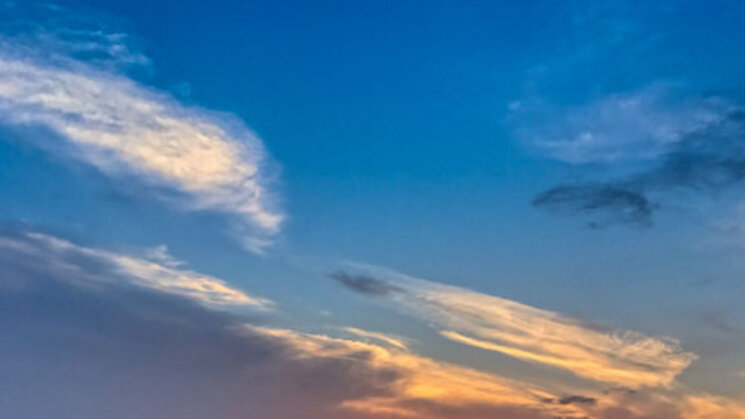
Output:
[
  {"xmin": 335, "ymin": 264, "xmax": 696, "ymax": 388},
  {"xmin": 248, "ymin": 326, "xmax": 584, "ymax": 418}
]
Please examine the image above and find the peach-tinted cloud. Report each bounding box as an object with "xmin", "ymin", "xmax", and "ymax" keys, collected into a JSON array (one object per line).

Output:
[
  {"xmin": 247, "ymin": 326, "xmax": 583, "ymax": 418},
  {"xmin": 342, "ymin": 327, "xmax": 411, "ymax": 350},
  {"xmin": 578, "ymin": 388, "xmax": 745, "ymax": 419},
  {"xmin": 511, "ymin": 84, "xmax": 732, "ymax": 164},
  {"xmin": 681, "ymin": 394, "xmax": 745, "ymax": 419},
  {"xmin": 334, "ymin": 264, "xmax": 697, "ymax": 388}
]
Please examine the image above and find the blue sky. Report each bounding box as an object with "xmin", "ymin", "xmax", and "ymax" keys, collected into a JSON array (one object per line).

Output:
[{"xmin": 2, "ymin": 1, "xmax": 745, "ymax": 418}]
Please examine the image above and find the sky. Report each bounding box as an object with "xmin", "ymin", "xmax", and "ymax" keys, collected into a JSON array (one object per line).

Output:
[{"xmin": 1, "ymin": 1, "xmax": 745, "ymax": 418}]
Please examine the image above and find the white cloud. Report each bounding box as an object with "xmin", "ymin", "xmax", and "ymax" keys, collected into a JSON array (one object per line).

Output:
[
  {"xmin": 337, "ymin": 263, "xmax": 697, "ymax": 388},
  {"xmin": 342, "ymin": 327, "xmax": 411, "ymax": 350},
  {"xmin": 0, "ymin": 34, "xmax": 282, "ymax": 250},
  {"xmin": 0, "ymin": 231, "xmax": 273, "ymax": 309}
]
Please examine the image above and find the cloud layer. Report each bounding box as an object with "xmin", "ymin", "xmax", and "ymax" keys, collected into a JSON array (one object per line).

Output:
[
  {"xmin": 0, "ymin": 227, "xmax": 588, "ymax": 419},
  {"xmin": 332, "ymin": 264, "xmax": 697, "ymax": 388},
  {"xmin": 2, "ymin": 228, "xmax": 743, "ymax": 419}
]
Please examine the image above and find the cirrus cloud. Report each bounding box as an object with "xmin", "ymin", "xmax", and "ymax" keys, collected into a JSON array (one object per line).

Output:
[
  {"xmin": 332, "ymin": 264, "xmax": 697, "ymax": 389},
  {"xmin": 0, "ymin": 8, "xmax": 282, "ymax": 251},
  {"xmin": 0, "ymin": 228, "xmax": 271, "ymax": 309}
]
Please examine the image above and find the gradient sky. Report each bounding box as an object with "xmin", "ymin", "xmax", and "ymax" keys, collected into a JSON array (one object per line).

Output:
[{"xmin": 2, "ymin": 1, "xmax": 745, "ymax": 418}]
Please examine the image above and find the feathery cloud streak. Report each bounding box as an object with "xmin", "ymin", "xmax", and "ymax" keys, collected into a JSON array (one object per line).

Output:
[
  {"xmin": 0, "ymin": 229, "xmax": 271, "ymax": 308},
  {"xmin": 0, "ymin": 24, "xmax": 281, "ymax": 250},
  {"xmin": 333, "ymin": 264, "xmax": 696, "ymax": 388},
  {"xmin": 512, "ymin": 85, "xmax": 731, "ymax": 165},
  {"xmin": 249, "ymin": 326, "xmax": 577, "ymax": 418}
]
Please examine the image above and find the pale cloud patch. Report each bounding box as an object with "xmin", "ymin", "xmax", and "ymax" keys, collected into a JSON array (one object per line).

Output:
[
  {"xmin": 703, "ymin": 204, "xmax": 745, "ymax": 253},
  {"xmin": 333, "ymin": 264, "xmax": 697, "ymax": 389},
  {"xmin": 681, "ymin": 394, "xmax": 745, "ymax": 419},
  {"xmin": 0, "ymin": 2, "xmax": 151, "ymax": 70},
  {"xmin": 143, "ymin": 244, "xmax": 186, "ymax": 268},
  {"xmin": 511, "ymin": 84, "xmax": 732, "ymax": 164}
]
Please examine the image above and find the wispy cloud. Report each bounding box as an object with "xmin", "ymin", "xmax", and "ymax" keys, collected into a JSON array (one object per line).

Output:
[
  {"xmin": 512, "ymin": 85, "xmax": 730, "ymax": 164},
  {"xmin": 517, "ymin": 84, "xmax": 745, "ymax": 227},
  {"xmin": 507, "ymin": 0, "xmax": 745, "ymax": 230},
  {"xmin": 251, "ymin": 326, "xmax": 581, "ymax": 419},
  {"xmin": 0, "ymin": 7, "xmax": 282, "ymax": 251},
  {"xmin": 332, "ymin": 264, "xmax": 696, "ymax": 388},
  {"xmin": 0, "ymin": 229, "xmax": 272, "ymax": 308},
  {"xmin": 532, "ymin": 183, "xmax": 655, "ymax": 228},
  {"xmin": 681, "ymin": 394, "xmax": 745, "ymax": 419},
  {"xmin": 342, "ymin": 327, "xmax": 411, "ymax": 350},
  {"xmin": 331, "ymin": 271, "xmax": 404, "ymax": 297},
  {"xmin": 0, "ymin": 3, "xmax": 151, "ymax": 70}
]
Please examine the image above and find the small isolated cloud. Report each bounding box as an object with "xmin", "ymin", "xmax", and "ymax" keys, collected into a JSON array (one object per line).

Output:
[
  {"xmin": 0, "ymin": 6, "xmax": 282, "ymax": 251},
  {"xmin": 0, "ymin": 228, "xmax": 272, "ymax": 308},
  {"xmin": 332, "ymin": 264, "xmax": 697, "ymax": 389},
  {"xmin": 542, "ymin": 394, "xmax": 597, "ymax": 406},
  {"xmin": 532, "ymin": 183, "xmax": 655, "ymax": 228},
  {"xmin": 142, "ymin": 244, "xmax": 186, "ymax": 268},
  {"xmin": 331, "ymin": 271, "xmax": 404, "ymax": 297}
]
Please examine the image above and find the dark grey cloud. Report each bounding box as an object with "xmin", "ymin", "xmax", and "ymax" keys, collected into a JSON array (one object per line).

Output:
[
  {"xmin": 532, "ymin": 106, "xmax": 745, "ymax": 227},
  {"xmin": 331, "ymin": 271, "xmax": 404, "ymax": 297},
  {"xmin": 556, "ymin": 395, "xmax": 598, "ymax": 406},
  {"xmin": 638, "ymin": 109, "xmax": 745, "ymax": 190},
  {"xmin": 532, "ymin": 183, "xmax": 654, "ymax": 228}
]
